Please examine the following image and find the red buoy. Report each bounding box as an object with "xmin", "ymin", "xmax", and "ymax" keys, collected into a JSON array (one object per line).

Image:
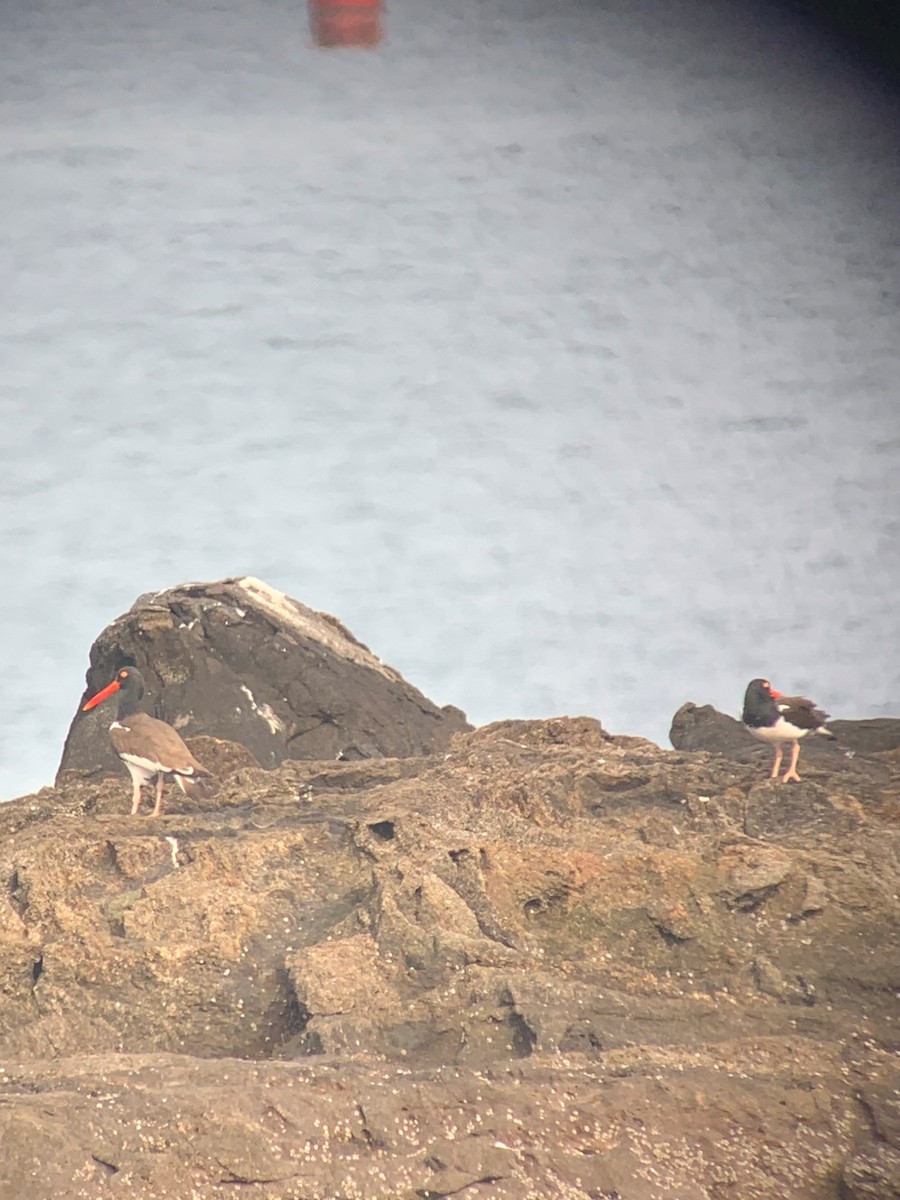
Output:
[{"xmin": 309, "ymin": 0, "xmax": 383, "ymax": 48}]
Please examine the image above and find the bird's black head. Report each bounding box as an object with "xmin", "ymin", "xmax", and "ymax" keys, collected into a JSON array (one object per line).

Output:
[
  {"xmin": 742, "ymin": 677, "xmax": 780, "ymax": 726},
  {"xmin": 83, "ymin": 665, "xmax": 145, "ymax": 713},
  {"xmin": 747, "ymin": 677, "xmax": 772, "ymax": 699},
  {"xmin": 113, "ymin": 666, "xmax": 144, "ymax": 697}
]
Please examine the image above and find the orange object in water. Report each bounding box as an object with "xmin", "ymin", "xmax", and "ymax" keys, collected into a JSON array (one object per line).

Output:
[{"xmin": 309, "ymin": 0, "xmax": 383, "ymax": 48}]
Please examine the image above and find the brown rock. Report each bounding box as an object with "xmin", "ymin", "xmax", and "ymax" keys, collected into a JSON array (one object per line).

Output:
[
  {"xmin": 841, "ymin": 1144, "xmax": 900, "ymax": 1200},
  {"xmin": 841, "ymin": 1076, "xmax": 900, "ymax": 1198},
  {"xmin": 2, "ymin": 717, "xmax": 899, "ymax": 1198},
  {"xmin": 669, "ymin": 700, "xmax": 757, "ymax": 757},
  {"xmin": 828, "ymin": 716, "xmax": 900, "ymax": 754}
]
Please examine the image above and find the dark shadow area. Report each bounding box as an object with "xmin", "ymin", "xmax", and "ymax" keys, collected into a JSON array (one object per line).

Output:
[{"xmin": 784, "ymin": 0, "xmax": 900, "ymax": 78}]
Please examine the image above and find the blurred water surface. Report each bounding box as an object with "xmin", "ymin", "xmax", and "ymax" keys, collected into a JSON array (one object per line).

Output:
[{"xmin": 2, "ymin": 0, "xmax": 899, "ymax": 799}]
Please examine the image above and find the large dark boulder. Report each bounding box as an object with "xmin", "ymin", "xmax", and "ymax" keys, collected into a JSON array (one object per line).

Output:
[
  {"xmin": 668, "ymin": 701, "xmax": 758, "ymax": 758},
  {"xmin": 57, "ymin": 577, "xmax": 470, "ymax": 782}
]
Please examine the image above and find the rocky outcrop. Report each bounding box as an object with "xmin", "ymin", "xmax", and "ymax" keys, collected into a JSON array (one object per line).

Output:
[
  {"xmin": 3, "ymin": 714, "xmax": 899, "ymax": 1199},
  {"xmin": 668, "ymin": 701, "xmax": 760, "ymax": 758},
  {"xmin": 57, "ymin": 577, "xmax": 470, "ymax": 782},
  {"xmin": 670, "ymin": 700, "xmax": 900, "ymax": 771}
]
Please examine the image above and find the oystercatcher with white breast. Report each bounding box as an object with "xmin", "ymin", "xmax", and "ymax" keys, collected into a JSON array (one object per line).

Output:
[
  {"xmin": 83, "ymin": 666, "xmax": 212, "ymax": 815},
  {"xmin": 742, "ymin": 678, "xmax": 835, "ymax": 783}
]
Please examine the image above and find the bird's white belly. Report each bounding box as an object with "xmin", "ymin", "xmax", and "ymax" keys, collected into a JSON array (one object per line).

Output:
[
  {"xmin": 750, "ymin": 718, "xmax": 809, "ymax": 744},
  {"xmin": 121, "ymin": 753, "xmax": 169, "ymax": 782}
]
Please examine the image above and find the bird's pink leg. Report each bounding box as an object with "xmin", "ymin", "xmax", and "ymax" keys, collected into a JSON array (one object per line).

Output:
[
  {"xmin": 770, "ymin": 745, "xmax": 783, "ymax": 779},
  {"xmin": 152, "ymin": 776, "xmax": 165, "ymax": 817},
  {"xmin": 130, "ymin": 781, "xmax": 142, "ymax": 815},
  {"xmin": 782, "ymin": 742, "xmax": 802, "ymax": 783}
]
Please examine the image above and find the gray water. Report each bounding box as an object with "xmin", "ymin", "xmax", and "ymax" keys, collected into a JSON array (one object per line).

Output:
[{"xmin": 2, "ymin": 0, "xmax": 899, "ymax": 801}]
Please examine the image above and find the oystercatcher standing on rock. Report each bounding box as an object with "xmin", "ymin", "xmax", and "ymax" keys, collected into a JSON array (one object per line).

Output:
[
  {"xmin": 82, "ymin": 666, "xmax": 212, "ymax": 815},
  {"xmin": 742, "ymin": 678, "xmax": 835, "ymax": 783}
]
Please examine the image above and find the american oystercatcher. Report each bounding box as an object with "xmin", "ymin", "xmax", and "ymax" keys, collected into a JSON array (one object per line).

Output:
[
  {"xmin": 741, "ymin": 678, "xmax": 835, "ymax": 783},
  {"xmin": 82, "ymin": 666, "xmax": 212, "ymax": 815}
]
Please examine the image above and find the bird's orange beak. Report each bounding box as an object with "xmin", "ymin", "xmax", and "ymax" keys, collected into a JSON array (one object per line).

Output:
[
  {"xmin": 83, "ymin": 679, "xmax": 121, "ymax": 711},
  {"xmin": 769, "ymin": 687, "xmax": 783, "ymax": 699}
]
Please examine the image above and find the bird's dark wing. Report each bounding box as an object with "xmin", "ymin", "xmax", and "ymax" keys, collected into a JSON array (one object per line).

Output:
[
  {"xmin": 777, "ymin": 696, "xmax": 830, "ymax": 731},
  {"xmin": 111, "ymin": 713, "xmax": 211, "ymax": 777}
]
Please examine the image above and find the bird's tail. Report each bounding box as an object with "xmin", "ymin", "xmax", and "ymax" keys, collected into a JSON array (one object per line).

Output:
[
  {"xmin": 815, "ymin": 725, "xmax": 837, "ymax": 740},
  {"xmin": 176, "ymin": 771, "xmax": 217, "ymax": 798}
]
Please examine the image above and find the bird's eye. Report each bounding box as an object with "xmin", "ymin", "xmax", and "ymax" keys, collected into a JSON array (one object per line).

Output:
[
  {"xmin": 120, "ymin": 669, "xmax": 129, "ymax": 679},
  {"xmin": 762, "ymin": 680, "xmax": 769, "ymax": 689}
]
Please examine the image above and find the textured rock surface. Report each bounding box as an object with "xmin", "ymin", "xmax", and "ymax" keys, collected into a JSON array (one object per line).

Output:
[
  {"xmin": 57, "ymin": 577, "xmax": 470, "ymax": 782},
  {"xmin": 670, "ymin": 700, "xmax": 900, "ymax": 771},
  {"xmin": 2, "ymin": 716, "xmax": 899, "ymax": 1198}
]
